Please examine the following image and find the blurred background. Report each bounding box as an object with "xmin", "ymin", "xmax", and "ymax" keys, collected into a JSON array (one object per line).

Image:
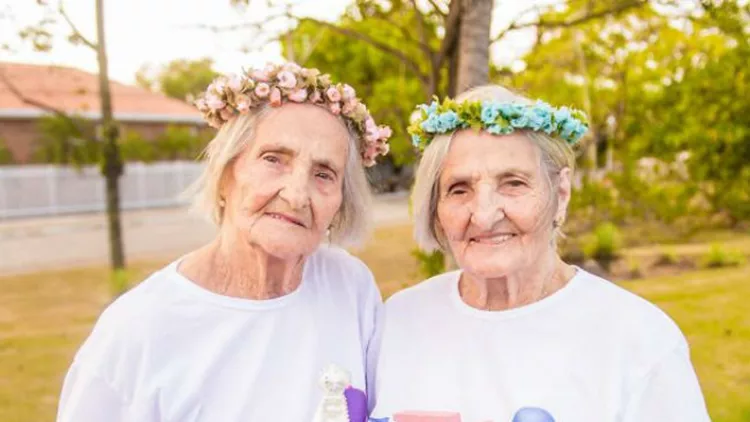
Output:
[{"xmin": 0, "ymin": 0, "xmax": 748, "ymax": 421}]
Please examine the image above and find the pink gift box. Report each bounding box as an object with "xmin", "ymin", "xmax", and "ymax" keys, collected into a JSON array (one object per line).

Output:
[{"xmin": 393, "ymin": 411, "xmax": 462, "ymax": 422}]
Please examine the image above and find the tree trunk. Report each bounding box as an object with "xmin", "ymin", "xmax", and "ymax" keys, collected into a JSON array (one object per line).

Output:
[
  {"xmin": 95, "ymin": 0, "xmax": 125, "ymax": 270},
  {"xmin": 455, "ymin": 0, "xmax": 493, "ymax": 94}
]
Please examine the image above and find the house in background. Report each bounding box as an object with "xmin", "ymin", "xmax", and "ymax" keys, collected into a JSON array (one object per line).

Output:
[{"xmin": 0, "ymin": 61, "xmax": 205, "ymax": 163}]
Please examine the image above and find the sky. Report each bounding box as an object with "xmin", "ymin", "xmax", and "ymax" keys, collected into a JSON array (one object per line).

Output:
[{"xmin": 1, "ymin": 0, "xmax": 549, "ymax": 85}]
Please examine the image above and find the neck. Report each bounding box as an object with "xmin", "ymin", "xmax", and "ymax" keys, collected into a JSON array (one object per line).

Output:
[
  {"xmin": 459, "ymin": 249, "xmax": 575, "ymax": 311},
  {"xmin": 180, "ymin": 231, "xmax": 305, "ymax": 300}
]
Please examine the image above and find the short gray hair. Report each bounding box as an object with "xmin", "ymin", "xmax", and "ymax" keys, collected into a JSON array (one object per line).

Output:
[
  {"xmin": 184, "ymin": 107, "xmax": 372, "ymax": 247},
  {"xmin": 412, "ymin": 85, "xmax": 576, "ymax": 252}
]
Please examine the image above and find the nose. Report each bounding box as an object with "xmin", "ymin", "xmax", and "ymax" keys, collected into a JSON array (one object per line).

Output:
[
  {"xmin": 469, "ymin": 183, "xmax": 504, "ymax": 230},
  {"xmin": 279, "ymin": 167, "xmax": 310, "ymax": 210}
]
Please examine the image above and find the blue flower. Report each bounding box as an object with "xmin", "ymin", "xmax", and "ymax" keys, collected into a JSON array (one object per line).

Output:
[
  {"xmin": 499, "ymin": 103, "xmax": 524, "ymax": 119},
  {"xmin": 553, "ymin": 106, "xmax": 572, "ymax": 125},
  {"xmin": 481, "ymin": 103, "xmax": 500, "ymax": 125},
  {"xmin": 487, "ymin": 124, "xmax": 513, "ymax": 135},
  {"xmin": 511, "ymin": 114, "xmax": 530, "ymax": 128},
  {"xmin": 411, "ymin": 134, "xmax": 422, "ymax": 147},
  {"xmin": 437, "ymin": 111, "xmax": 460, "ymax": 132},
  {"xmin": 419, "ymin": 101, "xmax": 439, "ymax": 115},
  {"xmin": 560, "ymin": 118, "xmax": 583, "ymax": 140},
  {"xmin": 420, "ymin": 114, "xmax": 440, "ymax": 132}
]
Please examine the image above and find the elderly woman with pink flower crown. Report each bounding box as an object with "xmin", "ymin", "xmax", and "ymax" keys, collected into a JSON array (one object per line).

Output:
[
  {"xmin": 370, "ymin": 86, "xmax": 709, "ymax": 422},
  {"xmin": 56, "ymin": 63, "xmax": 391, "ymax": 422}
]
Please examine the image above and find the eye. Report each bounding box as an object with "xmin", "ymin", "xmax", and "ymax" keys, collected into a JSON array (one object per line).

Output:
[
  {"xmin": 506, "ymin": 179, "xmax": 526, "ymax": 187},
  {"xmin": 316, "ymin": 171, "xmax": 335, "ymax": 182},
  {"xmin": 262, "ymin": 153, "xmax": 280, "ymax": 164},
  {"xmin": 447, "ymin": 184, "xmax": 468, "ymax": 196}
]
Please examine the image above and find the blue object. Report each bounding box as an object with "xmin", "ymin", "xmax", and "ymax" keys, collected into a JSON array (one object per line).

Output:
[{"xmin": 512, "ymin": 407, "xmax": 556, "ymax": 422}]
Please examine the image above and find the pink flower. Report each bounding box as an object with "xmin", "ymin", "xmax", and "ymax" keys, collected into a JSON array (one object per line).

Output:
[
  {"xmin": 365, "ymin": 131, "xmax": 379, "ymax": 143},
  {"xmin": 342, "ymin": 99, "xmax": 358, "ymax": 114},
  {"xmin": 251, "ymin": 69, "xmax": 270, "ymax": 82},
  {"xmin": 364, "ymin": 116, "xmax": 377, "ymax": 132},
  {"xmin": 378, "ymin": 126, "xmax": 392, "ymax": 139},
  {"xmin": 310, "ymin": 90, "xmax": 323, "ymax": 103},
  {"xmin": 341, "ymin": 84, "xmax": 356, "ymax": 101},
  {"xmin": 205, "ymin": 94, "xmax": 225, "ymax": 110},
  {"xmin": 254, "ymin": 83, "xmax": 270, "ymax": 98},
  {"xmin": 277, "ymin": 70, "xmax": 297, "ymax": 89},
  {"xmin": 270, "ymin": 87, "xmax": 282, "ymax": 106},
  {"xmin": 329, "ymin": 102, "xmax": 341, "ymax": 115},
  {"xmin": 194, "ymin": 98, "xmax": 208, "ymax": 111},
  {"xmin": 282, "ymin": 62, "xmax": 302, "ymax": 72},
  {"xmin": 213, "ymin": 80, "xmax": 226, "ymax": 94},
  {"xmin": 288, "ymin": 88, "xmax": 308, "ymax": 102},
  {"xmin": 326, "ymin": 87, "xmax": 342, "ymax": 102},
  {"xmin": 379, "ymin": 142, "xmax": 390, "ymax": 155},
  {"xmin": 220, "ymin": 108, "xmax": 234, "ymax": 121},
  {"xmin": 228, "ymin": 74, "xmax": 243, "ymax": 91},
  {"xmin": 236, "ymin": 95, "xmax": 252, "ymax": 112}
]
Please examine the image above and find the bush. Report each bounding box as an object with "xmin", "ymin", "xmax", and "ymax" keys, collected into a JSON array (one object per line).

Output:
[
  {"xmin": 701, "ymin": 244, "xmax": 746, "ymax": 269},
  {"xmin": 582, "ymin": 222, "xmax": 622, "ymax": 271},
  {"xmin": 654, "ymin": 248, "xmax": 680, "ymax": 266},
  {"xmin": 411, "ymin": 249, "xmax": 445, "ymax": 278},
  {"xmin": 120, "ymin": 131, "xmax": 156, "ymax": 162},
  {"xmin": 0, "ymin": 137, "xmax": 14, "ymax": 165}
]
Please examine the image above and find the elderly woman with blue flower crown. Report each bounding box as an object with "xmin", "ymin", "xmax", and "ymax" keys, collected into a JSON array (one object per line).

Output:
[
  {"xmin": 369, "ymin": 86, "xmax": 709, "ymax": 422},
  {"xmin": 56, "ymin": 62, "xmax": 392, "ymax": 422}
]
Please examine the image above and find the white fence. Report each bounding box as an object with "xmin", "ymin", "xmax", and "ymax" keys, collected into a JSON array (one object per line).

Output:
[{"xmin": 0, "ymin": 161, "xmax": 204, "ymax": 219}]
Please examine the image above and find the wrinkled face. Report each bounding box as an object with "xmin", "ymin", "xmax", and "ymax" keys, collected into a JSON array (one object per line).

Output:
[
  {"xmin": 436, "ymin": 130, "xmax": 569, "ymax": 279},
  {"xmin": 220, "ymin": 103, "xmax": 349, "ymax": 260}
]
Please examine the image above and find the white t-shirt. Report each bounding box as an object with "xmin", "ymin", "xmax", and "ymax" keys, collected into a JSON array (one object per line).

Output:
[
  {"xmin": 57, "ymin": 246, "xmax": 382, "ymax": 422},
  {"xmin": 371, "ymin": 269, "xmax": 710, "ymax": 422}
]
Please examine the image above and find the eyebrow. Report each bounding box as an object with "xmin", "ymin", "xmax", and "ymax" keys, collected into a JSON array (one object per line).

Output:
[
  {"xmin": 442, "ymin": 168, "xmax": 534, "ymax": 186},
  {"xmin": 259, "ymin": 143, "xmax": 341, "ymax": 174}
]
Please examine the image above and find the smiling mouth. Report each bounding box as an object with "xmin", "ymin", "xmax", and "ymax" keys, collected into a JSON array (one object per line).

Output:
[
  {"xmin": 265, "ymin": 212, "xmax": 306, "ymax": 227},
  {"xmin": 469, "ymin": 233, "xmax": 516, "ymax": 244}
]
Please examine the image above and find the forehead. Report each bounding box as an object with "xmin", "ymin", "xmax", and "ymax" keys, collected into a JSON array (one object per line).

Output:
[
  {"xmin": 440, "ymin": 130, "xmax": 540, "ymax": 180},
  {"xmin": 251, "ymin": 103, "xmax": 350, "ymax": 164}
]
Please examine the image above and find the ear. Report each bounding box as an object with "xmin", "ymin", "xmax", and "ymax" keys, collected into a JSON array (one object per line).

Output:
[{"xmin": 556, "ymin": 167, "xmax": 572, "ymax": 222}]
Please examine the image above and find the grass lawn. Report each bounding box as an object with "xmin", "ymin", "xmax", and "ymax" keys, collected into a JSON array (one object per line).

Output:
[{"xmin": 1, "ymin": 224, "xmax": 748, "ymax": 421}]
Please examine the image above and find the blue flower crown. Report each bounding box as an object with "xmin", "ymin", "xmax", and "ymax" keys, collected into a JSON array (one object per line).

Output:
[{"xmin": 408, "ymin": 96, "xmax": 589, "ymax": 150}]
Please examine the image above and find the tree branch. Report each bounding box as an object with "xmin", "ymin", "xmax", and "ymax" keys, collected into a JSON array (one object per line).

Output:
[
  {"xmin": 294, "ymin": 15, "xmax": 429, "ymax": 84},
  {"xmin": 492, "ymin": 0, "xmax": 648, "ymax": 43},
  {"xmin": 409, "ymin": 0, "xmax": 435, "ymax": 55},
  {"xmin": 425, "ymin": 0, "xmax": 448, "ymax": 17},
  {"xmin": 435, "ymin": 0, "xmax": 461, "ymax": 69},
  {"xmin": 59, "ymin": 0, "xmax": 96, "ymax": 50}
]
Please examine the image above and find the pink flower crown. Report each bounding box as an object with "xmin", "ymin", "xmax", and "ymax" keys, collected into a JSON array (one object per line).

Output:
[{"xmin": 194, "ymin": 62, "xmax": 392, "ymax": 167}]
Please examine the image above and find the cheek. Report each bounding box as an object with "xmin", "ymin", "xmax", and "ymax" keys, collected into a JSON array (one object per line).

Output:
[
  {"xmin": 232, "ymin": 166, "xmax": 281, "ymax": 212},
  {"xmin": 437, "ymin": 201, "xmax": 470, "ymax": 238},
  {"xmin": 311, "ymin": 186, "xmax": 343, "ymax": 227}
]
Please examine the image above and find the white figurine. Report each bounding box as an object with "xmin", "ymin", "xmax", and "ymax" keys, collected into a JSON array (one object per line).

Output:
[{"xmin": 312, "ymin": 364, "xmax": 351, "ymax": 422}]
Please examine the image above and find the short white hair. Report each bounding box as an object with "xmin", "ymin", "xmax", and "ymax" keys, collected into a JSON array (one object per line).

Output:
[
  {"xmin": 412, "ymin": 85, "xmax": 577, "ymax": 252},
  {"xmin": 184, "ymin": 107, "xmax": 372, "ymax": 247}
]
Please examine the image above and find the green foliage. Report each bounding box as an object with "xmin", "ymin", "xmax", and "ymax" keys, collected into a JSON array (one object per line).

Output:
[
  {"xmin": 154, "ymin": 125, "xmax": 208, "ymax": 160},
  {"xmin": 701, "ymin": 244, "xmax": 746, "ymax": 269},
  {"xmin": 33, "ymin": 115, "xmax": 100, "ymax": 166},
  {"xmin": 411, "ymin": 249, "xmax": 445, "ymax": 278},
  {"xmin": 109, "ymin": 269, "xmax": 130, "ymax": 298},
  {"xmin": 283, "ymin": 1, "xmax": 442, "ymax": 165},
  {"xmin": 582, "ymin": 222, "xmax": 622, "ymax": 270},
  {"xmin": 655, "ymin": 248, "xmax": 680, "ymax": 266},
  {"xmin": 136, "ymin": 58, "xmax": 219, "ymax": 102},
  {"xmin": 120, "ymin": 131, "xmax": 155, "ymax": 163},
  {"xmin": 0, "ymin": 137, "xmax": 15, "ymax": 165}
]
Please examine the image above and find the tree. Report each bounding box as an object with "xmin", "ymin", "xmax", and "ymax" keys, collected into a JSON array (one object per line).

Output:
[
  {"xmin": 136, "ymin": 58, "xmax": 219, "ymax": 102},
  {"xmin": 3, "ymin": 0, "xmax": 127, "ymax": 272}
]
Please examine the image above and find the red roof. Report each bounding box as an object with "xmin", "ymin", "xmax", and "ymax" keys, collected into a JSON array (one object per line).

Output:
[{"xmin": 0, "ymin": 62, "xmax": 203, "ymax": 124}]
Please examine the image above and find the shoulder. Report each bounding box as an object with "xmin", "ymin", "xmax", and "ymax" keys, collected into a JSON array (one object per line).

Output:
[
  {"xmin": 72, "ymin": 265, "xmax": 177, "ymax": 371},
  {"xmin": 308, "ymin": 245, "xmax": 380, "ymax": 300},
  {"xmin": 574, "ymin": 269, "xmax": 688, "ymax": 349}
]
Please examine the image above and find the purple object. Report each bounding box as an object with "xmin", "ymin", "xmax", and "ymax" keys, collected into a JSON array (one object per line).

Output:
[
  {"xmin": 512, "ymin": 407, "xmax": 555, "ymax": 422},
  {"xmin": 344, "ymin": 386, "xmax": 368, "ymax": 422}
]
